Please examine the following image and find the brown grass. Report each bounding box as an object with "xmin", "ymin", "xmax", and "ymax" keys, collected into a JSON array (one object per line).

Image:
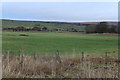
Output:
[{"xmin": 2, "ymin": 53, "xmax": 120, "ymax": 78}]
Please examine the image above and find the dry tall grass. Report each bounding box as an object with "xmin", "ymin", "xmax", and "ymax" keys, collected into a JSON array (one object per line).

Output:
[{"xmin": 2, "ymin": 52, "xmax": 120, "ymax": 78}]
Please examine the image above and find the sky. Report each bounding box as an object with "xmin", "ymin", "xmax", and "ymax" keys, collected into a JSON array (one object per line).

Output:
[
  {"xmin": 1, "ymin": 0, "xmax": 119, "ymax": 2},
  {"xmin": 1, "ymin": 2, "xmax": 118, "ymax": 22}
]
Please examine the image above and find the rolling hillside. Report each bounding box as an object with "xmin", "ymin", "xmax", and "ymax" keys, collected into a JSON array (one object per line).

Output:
[
  {"xmin": 1, "ymin": 19, "xmax": 118, "ymax": 32},
  {"xmin": 2, "ymin": 19, "xmax": 86, "ymax": 31}
]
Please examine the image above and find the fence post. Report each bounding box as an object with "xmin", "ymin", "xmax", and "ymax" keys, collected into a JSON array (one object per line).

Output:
[
  {"xmin": 19, "ymin": 50, "xmax": 24, "ymax": 73},
  {"xmin": 105, "ymin": 52, "xmax": 108, "ymax": 68},
  {"xmin": 7, "ymin": 51, "xmax": 10, "ymax": 72},
  {"xmin": 81, "ymin": 52, "xmax": 85, "ymax": 77},
  {"xmin": 104, "ymin": 51, "xmax": 108, "ymax": 78},
  {"xmin": 56, "ymin": 50, "xmax": 61, "ymax": 64},
  {"xmin": 33, "ymin": 52, "xmax": 36, "ymax": 61},
  {"xmin": 81, "ymin": 52, "xmax": 84, "ymax": 68}
]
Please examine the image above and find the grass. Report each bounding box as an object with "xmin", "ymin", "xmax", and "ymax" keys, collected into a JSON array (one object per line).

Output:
[
  {"xmin": 2, "ymin": 31, "xmax": 119, "ymax": 78},
  {"xmin": 2, "ymin": 31, "xmax": 118, "ymax": 56},
  {"xmin": 2, "ymin": 53, "xmax": 119, "ymax": 78}
]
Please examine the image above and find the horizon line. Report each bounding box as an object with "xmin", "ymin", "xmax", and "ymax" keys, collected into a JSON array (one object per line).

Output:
[{"xmin": 0, "ymin": 18, "xmax": 118, "ymax": 23}]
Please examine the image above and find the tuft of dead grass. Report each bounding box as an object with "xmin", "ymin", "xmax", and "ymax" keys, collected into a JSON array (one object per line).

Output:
[{"xmin": 2, "ymin": 53, "xmax": 119, "ymax": 78}]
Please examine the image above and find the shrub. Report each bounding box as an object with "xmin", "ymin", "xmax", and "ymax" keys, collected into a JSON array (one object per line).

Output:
[{"xmin": 19, "ymin": 34, "xmax": 29, "ymax": 36}]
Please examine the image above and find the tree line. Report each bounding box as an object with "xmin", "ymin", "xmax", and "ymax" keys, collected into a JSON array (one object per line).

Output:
[
  {"xmin": 3, "ymin": 26, "xmax": 48, "ymax": 32},
  {"xmin": 85, "ymin": 22, "xmax": 119, "ymax": 34},
  {"xmin": 3, "ymin": 22, "xmax": 119, "ymax": 34},
  {"xmin": 2, "ymin": 26, "xmax": 81, "ymax": 32}
]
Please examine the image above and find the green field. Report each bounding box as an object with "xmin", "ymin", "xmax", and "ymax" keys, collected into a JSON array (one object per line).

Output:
[{"xmin": 2, "ymin": 32, "xmax": 118, "ymax": 56}]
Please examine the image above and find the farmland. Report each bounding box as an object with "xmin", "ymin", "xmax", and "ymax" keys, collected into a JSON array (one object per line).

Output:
[
  {"xmin": 1, "ymin": 1, "xmax": 119, "ymax": 78},
  {"xmin": 2, "ymin": 20, "xmax": 119, "ymax": 78},
  {"xmin": 2, "ymin": 31, "xmax": 119, "ymax": 78},
  {"xmin": 2, "ymin": 25, "xmax": 119, "ymax": 78},
  {"xmin": 2, "ymin": 31, "xmax": 118, "ymax": 56}
]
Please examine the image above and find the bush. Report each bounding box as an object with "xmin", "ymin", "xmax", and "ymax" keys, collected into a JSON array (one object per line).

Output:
[
  {"xmin": 96, "ymin": 22, "xmax": 108, "ymax": 33},
  {"xmin": 19, "ymin": 34, "xmax": 29, "ymax": 36},
  {"xmin": 85, "ymin": 24, "xmax": 97, "ymax": 33},
  {"xmin": 85, "ymin": 22, "xmax": 118, "ymax": 34}
]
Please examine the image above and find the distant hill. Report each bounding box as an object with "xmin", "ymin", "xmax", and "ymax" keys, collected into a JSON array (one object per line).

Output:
[
  {"xmin": 79, "ymin": 22, "xmax": 118, "ymax": 26},
  {"xmin": 2, "ymin": 19, "xmax": 87, "ymax": 31},
  {"xmin": 1, "ymin": 19, "xmax": 118, "ymax": 32}
]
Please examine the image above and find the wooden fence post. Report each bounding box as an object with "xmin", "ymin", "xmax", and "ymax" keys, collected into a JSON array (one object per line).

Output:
[
  {"xmin": 81, "ymin": 52, "xmax": 84, "ymax": 68},
  {"xmin": 7, "ymin": 51, "xmax": 10, "ymax": 72},
  {"xmin": 81, "ymin": 51, "xmax": 85, "ymax": 77},
  {"xmin": 33, "ymin": 52, "xmax": 36, "ymax": 61},
  {"xmin": 19, "ymin": 50, "xmax": 24, "ymax": 73},
  {"xmin": 104, "ymin": 51, "xmax": 108, "ymax": 78},
  {"xmin": 56, "ymin": 50, "xmax": 61, "ymax": 64}
]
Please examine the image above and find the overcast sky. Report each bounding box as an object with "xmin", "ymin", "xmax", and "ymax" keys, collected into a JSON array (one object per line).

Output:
[{"xmin": 1, "ymin": 2, "xmax": 118, "ymax": 22}]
